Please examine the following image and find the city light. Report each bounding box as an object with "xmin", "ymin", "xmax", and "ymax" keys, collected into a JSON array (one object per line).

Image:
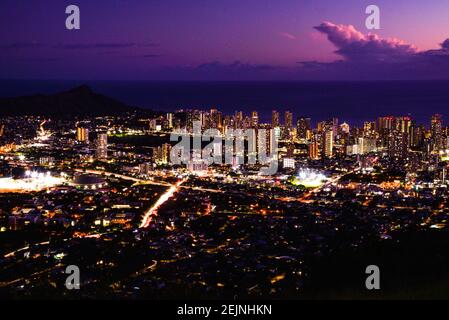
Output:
[
  {"xmin": 440, "ymin": 150, "xmax": 449, "ymax": 161},
  {"xmin": 291, "ymin": 169, "xmax": 328, "ymax": 188},
  {"xmin": 0, "ymin": 172, "xmax": 66, "ymax": 193},
  {"xmin": 139, "ymin": 179, "xmax": 186, "ymax": 228}
]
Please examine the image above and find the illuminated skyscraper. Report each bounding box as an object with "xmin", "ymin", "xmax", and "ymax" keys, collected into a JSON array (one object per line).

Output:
[
  {"xmin": 358, "ymin": 137, "xmax": 377, "ymax": 154},
  {"xmin": 411, "ymin": 124, "xmax": 426, "ymax": 148},
  {"xmin": 96, "ymin": 133, "xmax": 108, "ymax": 159},
  {"xmin": 76, "ymin": 127, "xmax": 89, "ymax": 143},
  {"xmin": 377, "ymin": 116, "xmax": 394, "ymax": 131},
  {"xmin": 309, "ymin": 135, "xmax": 320, "ymax": 160},
  {"xmin": 272, "ymin": 110, "xmax": 280, "ymax": 128},
  {"xmin": 285, "ymin": 111, "xmax": 293, "ymax": 128},
  {"xmin": 209, "ymin": 108, "xmax": 222, "ymax": 129},
  {"xmin": 161, "ymin": 143, "xmax": 171, "ymax": 164},
  {"xmin": 340, "ymin": 122, "xmax": 350, "ymax": 135},
  {"xmin": 166, "ymin": 113, "xmax": 173, "ymax": 129},
  {"xmin": 377, "ymin": 116, "xmax": 395, "ymax": 147},
  {"xmin": 431, "ymin": 114, "xmax": 443, "ymax": 151},
  {"xmin": 235, "ymin": 111, "xmax": 243, "ymax": 129},
  {"xmin": 363, "ymin": 121, "xmax": 375, "ymax": 137},
  {"xmin": 331, "ymin": 118, "xmax": 339, "ymax": 137},
  {"xmin": 269, "ymin": 128, "xmax": 278, "ymax": 159},
  {"xmin": 322, "ymin": 130, "xmax": 333, "ymax": 158},
  {"xmin": 297, "ymin": 117, "xmax": 311, "ymax": 140},
  {"xmin": 248, "ymin": 128, "xmax": 257, "ymax": 157},
  {"xmin": 251, "ymin": 111, "xmax": 259, "ymax": 128},
  {"xmin": 395, "ymin": 116, "xmax": 413, "ymax": 147},
  {"xmin": 395, "ymin": 116, "xmax": 412, "ymax": 133},
  {"xmin": 388, "ymin": 131, "xmax": 408, "ymax": 158},
  {"xmin": 318, "ymin": 118, "xmax": 337, "ymax": 135}
]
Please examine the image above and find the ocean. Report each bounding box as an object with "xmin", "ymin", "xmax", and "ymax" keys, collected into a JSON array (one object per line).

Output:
[{"xmin": 1, "ymin": 80, "xmax": 448, "ymax": 126}]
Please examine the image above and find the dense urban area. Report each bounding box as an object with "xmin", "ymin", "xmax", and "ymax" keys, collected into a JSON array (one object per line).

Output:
[{"xmin": 1, "ymin": 99, "xmax": 449, "ymax": 299}]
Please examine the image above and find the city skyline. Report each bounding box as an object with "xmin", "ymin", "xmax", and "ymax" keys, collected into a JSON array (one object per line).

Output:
[
  {"xmin": 1, "ymin": 84, "xmax": 449, "ymax": 300},
  {"xmin": 3, "ymin": 0, "xmax": 449, "ymax": 304}
]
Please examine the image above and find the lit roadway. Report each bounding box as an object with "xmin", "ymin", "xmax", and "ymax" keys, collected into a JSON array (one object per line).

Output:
[
  {"xmin": 298, "ymin": 167, "xmax": 361, "ymax": 203},
  {"xmin": 74, "ymin": 168, "xmax": 221, "ymax": 228},
  {"xmin": 139, "ymin": 179, "xmax": 186, "ymax": 228},
  {"xmin": 74, "ymin": 168, "xmax": 222, "ymax": 193},
  {"xmin": 3, "ymin": 240, "xmax": 50, "ymax": 259},
  {"xmin": 74, "ymin": 168, "xmax": 171, "ymax": 186}
]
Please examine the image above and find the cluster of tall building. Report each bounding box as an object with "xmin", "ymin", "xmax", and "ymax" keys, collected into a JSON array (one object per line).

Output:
[
  {"xmin": 153, "ymin": 143, "xmax": 171, "ymax": 164},
  {"xmin": 76, "ymin": 127, "xmax": 89, "ymax": 143},
  {"xmin": 151, "ymin": 109, "xmax": 448, "ymax": 165},
  {"xmin": 149, "ymin": 113, "xmax": 177, "ymax": 132},
  {"xmin": 76, "ymin": 126, "xmax": 108, "ymax": 160},
  {"xmin": 376, "ymin": 114, "xmax": 446, "ymax": 158},
  {"xmin": 284, "ymin": 113, "xmax": 446, "ymax": 161},
  {"xmin": 175, "ymin": 109, "xmax": 295, "ymax": 133}
]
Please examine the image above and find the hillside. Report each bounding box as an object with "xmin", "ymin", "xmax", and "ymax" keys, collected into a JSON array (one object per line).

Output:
[{"xmin": 0, "ymin": 85, "xmax": 137, "ymax": 116}]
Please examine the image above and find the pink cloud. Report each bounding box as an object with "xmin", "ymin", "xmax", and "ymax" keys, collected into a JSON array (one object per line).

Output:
[
  {"xmin": 279, "ymin": 32, "xmax": 297, "ymax": 40},
  {"xmin": 314, "ymin": 21, "xmax": 418, "ymax": 62}
]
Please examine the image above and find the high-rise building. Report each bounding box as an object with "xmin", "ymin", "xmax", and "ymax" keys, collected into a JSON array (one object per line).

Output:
[
  {"xmin": 395, "ymin": 116, "xmax": 412, "ymax": 133},
  {"xmin": 377, "ymin": 116, "xmax": 395, "ymax": 148},
  {"xmin": 285, "ymin": 111, "xmax": 293, "ymax": 128},
  {"xmin": 216, "ymin": 111, "xmax": 223, "ymax": 129},
  {"xmin": 243, "ymin": 116, "xmax": 251, "ymax": 129},
  {"xmin": 200, "ymin": 111, "xmax": 208, "ymax": 129},
  {"xmin": 161, "ymin": 143, "xmax": 171, "ymax": 164},
  {"xmin": 272, "ymin": 110, "xmax": 280, "ymax": 128},
  {"xmin": 377, "ymin": 116, "xmax": 394, "ymax": 131},
  {"xmin": 358, "ymin": 137, "xmax": 377, "ymax": 154},
  {"xmin": 96, "ymin": 133, "xmax": 108, "ymax": 159},
  {"xmin": 235, "ymin": 111, "xmax": 243, "ymax": 129},
  {"xmin": 318, "ymin": 118, "xmax": 337, "ymax": 135},
  {"xmin": 411, "ymin": 124, "xmax": 426, "ymax": 148},
  {"xmin": 166, "ymin": 113, "xmax": 173, "ymax": 129},
  {"xmin": 269, "ymin": 128, "xmax": 278, "ymax": 159},
  {"xmin": 251, "ymin": 111, "xmax": 259, "ymax": 128},
  {"xmin": 209, "ymin": 108, "xmax": 222, "ymax": 129},
  {"xmin": 331, "ymin": 118, "xmax": 339, "ymax": 137},
  {"xmin": 431, "ymin": 114, "xmax": 443, "ymax": 151},
  {"xmin": 309, "ymin": 136, "xmax": 320, "ymax": 160},
  {"xmin": 248, "ymin": 128, "xmax": 258, "ymax": 157},
  {"xmin": 76, "ymin": 127, "xmax": 89, "ymax": 143},
  {"xmin": 210, "ymin": 108, "xmax": 220, "ymax": 128},
  {"xmin": 340, "ymin": 122, "xmax": 350, "ymax": 135},
  {"xmin": 185, "ymin": 110, "xmax": 202, "ymax": 131},
  {"xmin": 363, "ymin": 121, "xmax": 376, "ymax": 137},
  {"xmin": 297, "ymin": 117, "xmax": 311, "ymax": 140},
  {"xmin": 395, "ymin": 116, "xmax": 413, "ymax": 147},
  {"xmin": 322, "ymin": 130, "xmax": 333, "ymax": 158},
  {"xmin": 388, "ymin": 131, "xmax": 408, "ymax": 158}
]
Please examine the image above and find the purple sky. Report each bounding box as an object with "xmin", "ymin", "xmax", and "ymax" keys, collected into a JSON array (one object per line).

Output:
[{"xmin": 1, "ymin": 0, "xmax": 449, "ymax": 80}]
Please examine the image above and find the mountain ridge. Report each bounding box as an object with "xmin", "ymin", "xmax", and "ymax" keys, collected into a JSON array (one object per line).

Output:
[{"xmin": 0, "ymin": 85, "xmax": 138, "ymax": 116}]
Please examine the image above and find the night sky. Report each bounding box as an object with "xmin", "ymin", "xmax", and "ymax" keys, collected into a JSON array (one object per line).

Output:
[{"xmin": 1, "ymin": 0, "xmax": 449, "ymax": 80}]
